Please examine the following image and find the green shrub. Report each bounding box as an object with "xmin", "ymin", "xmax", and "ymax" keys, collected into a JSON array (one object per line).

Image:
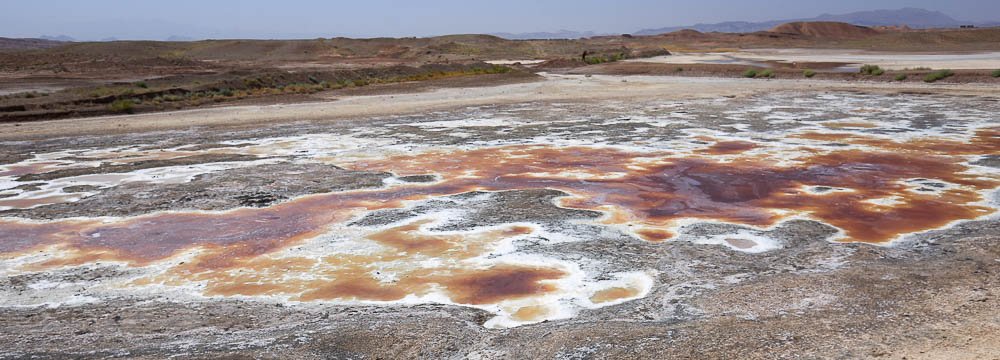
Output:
[
  {"xmin": 487, "ymin": 65, "xmax": 511, "ymax": 74},
  {"xmin": 244, "ymin": 78, "xmax": 264, "ymax": 88},
  {"xmin": 923, "ymin": 69, "xmax": 954, "ymax": 83},
  {"xmin": 759, "ymin": 69, "xmax": 775, "ymax": 78},
  {"xmin": 992, "ymin": 69, "xmax": 1000, "ymax": 78},
  {"xmin": 803, "ymin": 69, "xmax": 816, "ymax": 78},
  {"xmin": 24, "ymin": 92, "xmax": 36, "ymax": 98},
  {"xmin": 219, "ymin": 88, "xmax": 234, "ymax": 97},
  {"xmin": 860, "ymin": 64, "xmax": 884, "ymax": 76},
  {"xmin": 742, "ymin": 69, "xmax": 758, "ymax": 78},
  {"xmin": 583, "ymin": 53, "xmax": 625, "ymax": 65},
  {"xmin": 162, "ymin": 94, "xmax": 184, "ymax": 102},
  {"xmin": 109, "ymin": 99, "xmax": 135, "ymax": 113},
  {"xmin": 135, "ymin": 81, "xmax": 148, "ymax": 89},
  {"xmin": 894, "ymin": 74, "xmax": 908, "ymax": 81}
]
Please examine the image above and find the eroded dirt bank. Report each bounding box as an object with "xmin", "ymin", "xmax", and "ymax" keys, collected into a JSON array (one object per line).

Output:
[{"xmin": 0, "ymin": 77, "xmax": 998, "ymax": 359}]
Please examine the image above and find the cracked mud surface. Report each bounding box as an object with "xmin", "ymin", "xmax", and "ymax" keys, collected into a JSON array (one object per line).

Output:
[{"xmin": 1, "ymin": 87, "xmax": 998, "ymax": 359}]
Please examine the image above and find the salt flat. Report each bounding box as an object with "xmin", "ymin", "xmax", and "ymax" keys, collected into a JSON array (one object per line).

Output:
[{"xmin": 1, "ymin": 74, "xmax": 998, "ymax": 358}]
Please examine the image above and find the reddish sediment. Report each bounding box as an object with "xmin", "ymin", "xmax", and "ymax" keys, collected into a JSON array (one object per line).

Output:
[
  {"xmin": 0, "ymin": 129, "xmax": 997, "ymax": 304},
  {"xmin": 698, "ymin": 140, "xmax": 758, "ymax": 155}
]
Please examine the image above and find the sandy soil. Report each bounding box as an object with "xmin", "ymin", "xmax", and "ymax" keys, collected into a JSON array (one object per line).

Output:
[{"xmin": 4, "ymin": 73, "xmax": 1000, "ymax": 140}]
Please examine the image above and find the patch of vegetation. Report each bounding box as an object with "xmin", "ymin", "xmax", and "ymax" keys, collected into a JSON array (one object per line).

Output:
[
  {"xmin": 923, "ymin": 69, "xmax": 954, "ymax": 83},
  {"xmin": 992, "ymin": 69, "xmax": 1000, "ymax": 78},
  {"xmin": 87, "ymin": 86, "xmax": 135, "ymax": 98},
  {"xmin": 4, "ymin": 63, "xmax": 519, "ymax": 121},
  {"xmin": 742, "ymin": 69, "xmax": 758, "ymax": 78},
  {"xmin": 860, "ymin": 64, "xmax": 885, "ymax": 76},
  {"xmin": 803, "ymin": 69, "xmax": 816, "ymax": 78},
  {"xmin": 759, "ymin": 69, "xmax": 775, "ymax": 78},
  {"xmin": 108, "ymin": 99, "xmax": 135, "ymax": 113},
  {"xmin": 470, "ymin": 64, "xmax": 512, "ymax": 75},
  {"xmin": 894, "ymin": 74, "xmax": 908, "ymax": 81},
  {"xmin": 584, "ymin": 52, "xmax": 626, "ymax": 65},
  {"xmin": 675, "ymin": 67, "xmax": 684, "ymax": 72},
  {"xmin": 135, "ymin": 81, "xmax": 148, "ymax": 89}
]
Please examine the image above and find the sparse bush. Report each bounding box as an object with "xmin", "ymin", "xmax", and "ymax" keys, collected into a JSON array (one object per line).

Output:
[
  {"xmin": 894, "ymin": 74, "xmax": 908, "ymax": 81},
  {"xmin": 923, "ymin": 69, "xmax": 954, "ymax": 83},
  {"xmin": 992, "ymin": 69, "xmax": 1000, "ymax": 78},
  {"xmin": 163, "ymin": 94, "xmax": 184, "ymax": 102},
  {"xmin": 583, "ymin": 53, "xmax": 625, "ymax": 65},
  {"xmin": 244, "ymin": 78, "xmax": 264, "ymax": 88},
  {"xmin": 108, "ymin": 99, "xmax": 135, "ymax": 113},
  {"xmin": 860, "ymin": 64, "xmax": 884, "ymax": 76},
  {"xmin": 485, "ymin": 64, "xmax": 511, "ymax": 74},
  {"xmin": 742, "ymin": 69, "xmax": 758, "ymax": 78},
  {"xmin": 675, "ymin": 67, "xmax": 684, "ymax": 72},
  {"xmin": 135, "ymin": 81, "xmax": 148, "ymax": 89},
  {"xmin": 803, "ymin": 69, "xmax": 816, "ymax": 78},
  {"xmin": 24, "ymin": 92, "xmax": 36, "ymax": 98},
  {"xmin": 219, "ymin": 88, "xmax": 234, "ymax": 97},
  {"xmin": 759, "ymin": 69, "xmax": 775, "ymax": 78}
]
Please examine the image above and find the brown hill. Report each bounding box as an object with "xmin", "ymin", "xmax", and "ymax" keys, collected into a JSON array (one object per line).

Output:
[{"xmin": 769, "ymin": 21, "xmax": 880, "ymax": 39}]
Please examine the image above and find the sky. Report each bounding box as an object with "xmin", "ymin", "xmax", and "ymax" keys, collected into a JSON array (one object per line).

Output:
[{"xmin": 1, "ymin": 0, "xmax": 997, "ymax": 40}]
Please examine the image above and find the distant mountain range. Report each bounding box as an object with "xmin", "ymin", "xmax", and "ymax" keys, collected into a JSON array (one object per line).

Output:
[
  {"xmin": 490, "ymin": 30, "xmax": 601, "ymax": 40},
  {"xmin": 29, "ymin": 34, "xmax": 199, "ymax": 43},
  {"xmin": 16, "ymin": 7, "xmax": 1000, "ymax": 43},
  {"xmin": 39, "ymin": 34, "xmax": 76, "ymax": 42},
  {"xmin": 0, "ymin": 37, "xmax": 68, "ymax": 51},
  {"xmin": 635, "ymin": 8, "xmax": 998, "ymax": 35},
  {"xmin": 491, "ymin": 8, "xmax": 997, "ymax": 40},
  {"xmin": 166, "ymin": 35, "xmax": 196, "ymax": 42}
]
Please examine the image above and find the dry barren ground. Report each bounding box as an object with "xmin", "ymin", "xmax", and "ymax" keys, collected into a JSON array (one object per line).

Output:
[{"xmin": 0, "ymin": 74, "xmax": 998, "ymax": 359}]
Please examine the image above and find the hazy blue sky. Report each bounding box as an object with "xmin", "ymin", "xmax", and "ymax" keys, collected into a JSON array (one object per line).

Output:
[{"xmin": 2, "ymin": 0, "xmax": 997, "ymax": 40}]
